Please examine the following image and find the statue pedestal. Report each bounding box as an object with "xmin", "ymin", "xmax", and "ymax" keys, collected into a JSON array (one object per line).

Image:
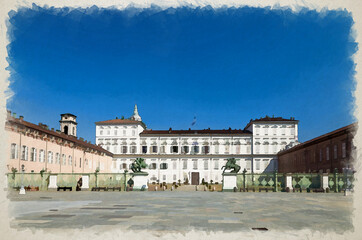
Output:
[
  {"xmin": 19, "ymin": 186, "xmax": 26, "ymax": 195},
  {"xmin": 131, "ymin": 172, "xmax": 149, "ymax": 191},
  {"xmin": 222, "ymin": 172, "xmax": 237, "ymax": 192}
]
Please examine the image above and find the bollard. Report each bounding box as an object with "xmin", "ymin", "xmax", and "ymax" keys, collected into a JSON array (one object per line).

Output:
[
  {"xmin": 195, "ymin": 185, "xmax": 198, "ymax": 191},
  {"xmin": 155, "ymin": 186, "xmax": 158, "ymax": 191},
  {"xmin": 163, "ymin": 186, "xmax": 166, "ymax": 191},
  {"xmin": 204, "ymin": 186, "xmax": 207, "ymax": 191},
  {"xmin": 213, "ymin": 186, "xmax": 216, "ymax": 191}
]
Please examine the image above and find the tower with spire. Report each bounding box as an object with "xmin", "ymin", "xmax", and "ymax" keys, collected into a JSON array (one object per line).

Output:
[{"xmin": 130, "ymin": 104, "xmax": 142, "ymax": 121}]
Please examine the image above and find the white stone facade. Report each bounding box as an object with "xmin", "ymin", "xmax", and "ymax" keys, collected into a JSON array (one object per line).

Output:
[{"xmin": 95, "ymin": 107, "xmax": 299, "ymax": 184}]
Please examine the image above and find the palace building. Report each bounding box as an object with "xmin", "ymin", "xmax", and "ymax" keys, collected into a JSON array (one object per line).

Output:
[
  {"xmin": 6, "ymin": 110, "xmax": 113, "ymax": 174},
  {"xmin": 278, "ymin": 123, "xmax": 357, "ymax": 174},
  {"xmin": 95, "ymin": 105, "xmax": 299, "ymax": 184}
]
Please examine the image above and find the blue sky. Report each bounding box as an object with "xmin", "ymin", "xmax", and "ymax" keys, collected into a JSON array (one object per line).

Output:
[{"xmin": 6, "ymin": 6, "xmax": 356, "ymax": 143}]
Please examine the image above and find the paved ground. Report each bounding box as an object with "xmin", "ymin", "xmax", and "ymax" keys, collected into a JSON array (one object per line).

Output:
[{"xmin": 6, "ymin": 190, "xmax": 353, "ymax": 233}]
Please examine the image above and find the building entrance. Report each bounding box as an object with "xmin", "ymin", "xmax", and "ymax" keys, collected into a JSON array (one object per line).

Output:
[{"xmin": 191, "ymin": 172, "xmax": 199, "ymax": 185}]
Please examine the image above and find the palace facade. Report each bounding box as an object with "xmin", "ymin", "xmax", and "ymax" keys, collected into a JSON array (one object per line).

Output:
[
  {"xmin": 6, "ymin": 110, "xmax": 113, "ymax": 174},
  {"xmin": 95, "ymin": 105, "xmax": 299, "ymax": 184},
  {"xmin": 278, "ymin": 123, "xmax": 357, "ymax": 174}
]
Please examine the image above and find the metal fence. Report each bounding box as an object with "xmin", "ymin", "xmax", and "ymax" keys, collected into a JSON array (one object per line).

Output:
[
  {"xmin": 6, "ymin": 172, "xmax": 132, "ymax": 191},
  {"xmin": 236, "ymin": 170, "xmax": 354, "ymax": 192}
]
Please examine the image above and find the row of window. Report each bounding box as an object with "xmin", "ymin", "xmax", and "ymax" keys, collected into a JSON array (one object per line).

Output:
[
  {"xmin": 318, "ymin": 142, "xmax": 347, "ymax": 162},
  {"xmin": 10, "ymin": 144, "xmax": 84, "ymax": 167},
  {"xmin": 254, "ymin": 127, "xmax": 294, "ymax": 136},
  {"xmin": 150, "ymin": 174, "xmax": 220, "ymax": 182},
  {"xmin": 107, "ymin": 145, "xmax": 253, "ymax": 154},
  {"xmin": 115, "ymin": 159, "xmax": 270, "ymax": 171},
  {"xmin": 99, "ymin": 130, "xmax": 136, "ymax": 136},
  {"xmin": 291, "ymin": 142, "xmax": 347, "ymax": 166},
  {"xmin": 255, "ymin": 144, "xmax": 280, "ymax": 154},
  {"xmin": 118, "ymin": 160, "xmax": 215, "ymax": 170}
]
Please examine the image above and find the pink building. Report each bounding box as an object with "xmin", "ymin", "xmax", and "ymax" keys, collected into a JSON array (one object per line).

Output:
[{"xmin": 6, "ymin": 110, "xmax": 113, "ymax": 174}]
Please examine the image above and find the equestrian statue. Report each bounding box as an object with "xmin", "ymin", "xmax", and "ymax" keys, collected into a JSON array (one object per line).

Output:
[
  {"xmin": 130, "ymin": 158, "xmax": 147, "ymax": 173},
  {"xmin": 221, "ymin": 158, "xmax": 241, "ymax": 173}
]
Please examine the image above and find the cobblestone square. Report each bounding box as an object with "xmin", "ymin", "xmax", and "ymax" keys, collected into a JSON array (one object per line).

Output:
[{"xmin": 7, "ymin": 191, "xmax": 353, "ymax": 234}]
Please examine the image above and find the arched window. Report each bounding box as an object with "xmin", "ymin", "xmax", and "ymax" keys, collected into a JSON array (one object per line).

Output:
[
  {"xmin": 160, "ymin": 163, "xmax": 168, "ymax": 170},
  {"xmin": 62, "ymin": 154, "xmax": 66, "ymax": 165},
  {"xmin": 214, "ymin": 160, "xmax": 219, "ymax": 170},
  {"xmin": 21, "ymin": 145, "xmax": 28, "ymax": 160},
  {"xmin": 149, "ymin": 163, "xmax": 157, "ymax": 170},
  {"xmin": 48, "ymin": 151, "xmax": 53, "ymax": 163},
  {"xmin": 204, "ymin": 160, "xmax": 208, "ymax": 170},
  {"xmin": 31, "ymin": 148, "xmax": 36, "ymax": 162},
  {"xmin": 11, "ymin": 143, "xmax": 18, "ymax": 159},
  {"xmin": 68, "ymin": 156, "xmax": 72, "ymax": 165},
  {"xmin": 55, "ymin": 153, "xmax": 60, "ymax": 164},
  {"xmin": 64, "ymin": 126, "xmax": 68, "ymax": 135},
  {"xmin": 39, "ymin": 150, "xmax": 44, "ymax": 162}
]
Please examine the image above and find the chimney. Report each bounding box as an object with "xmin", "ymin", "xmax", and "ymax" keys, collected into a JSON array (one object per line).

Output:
[
  {"xmin": 19, "ymin": 116, "xmax": 24, "ymax": 121},
  {"xmin": 12, "ymin": 113, "xmax": 16, "ymax": 118},
  {"xmin": 56, "ymin": 130, "xmax": 61, "ymax": 133},
  {"xmin": 51, "ymin": 128, "xmax": 54, "ymax": 131},
  {"xmin": 7, "ymin": 110, "xmax": 11, "ymax": 118},
  {"xmin": 79, "ymin": 137, "xmax": 84, "ymax": 141}
]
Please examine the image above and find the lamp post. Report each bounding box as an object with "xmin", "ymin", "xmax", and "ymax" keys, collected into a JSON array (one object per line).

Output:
[
  {"xmin": 124, "ymin": 169, "xmax": 128, "ymax": 191},
  {"xmin": 19, "ymin": 164, "xmax": 25, "ymax": 195}
]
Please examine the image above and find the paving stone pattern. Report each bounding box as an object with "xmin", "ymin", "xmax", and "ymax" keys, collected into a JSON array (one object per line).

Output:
[{"xmin": 7, "ymin": 191, "xmax": 353, "ymax": 233}]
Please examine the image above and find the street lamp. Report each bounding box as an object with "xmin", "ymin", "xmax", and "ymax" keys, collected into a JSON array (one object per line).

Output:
[
  {"xmin": 19, "ymin": 164, "xmax": 25, "ymax": 195},
  {"xmin": 124, "ymin": 169, "xmax": 128, "ymax": 191}
]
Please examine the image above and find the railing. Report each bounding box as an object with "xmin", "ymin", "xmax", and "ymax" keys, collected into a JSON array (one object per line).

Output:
[
  {"xmin": 234, "ymin": 169, "xmax": 354, "ymax": 192},
  {"xmin": 6, "ymin": 172, "xmax": 132, "ymax": 191}
]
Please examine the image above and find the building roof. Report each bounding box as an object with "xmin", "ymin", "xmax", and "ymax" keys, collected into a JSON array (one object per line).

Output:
[
  {"xmin": 95, "ymin": 119, "xmax": 143, "ymax": 125},
  {"xmin": 61, "ymin": 113, "xmax": 77, "ymax": 118},
  {"xmin": 244, "ymin": 115, "xmax": 299, "ymax": 129},
  {"xmin": 7, "ymin": 116, "xmax": 113, "ymax": 157},
  {"xmin": 278, "ymin": 123, "xmax": 357, "ymax": 156},
  {"xmin": 140, "ymin": 128, "xmax": 252, "ymax": 135}
]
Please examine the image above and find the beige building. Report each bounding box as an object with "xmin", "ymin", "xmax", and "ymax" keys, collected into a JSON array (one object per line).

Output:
[{"xmin": 6, "ymin": 110, "xmax": 113, "ymax": 174}]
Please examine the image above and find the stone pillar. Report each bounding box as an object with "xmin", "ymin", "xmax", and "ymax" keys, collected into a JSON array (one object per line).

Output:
[
  {"xmin": 222, "ymin": 172, "xmax": 237, "ymax": 192},
  {"xmin": 132, "ymin": 172, "xmax": 149, "ymax": 191},
  {"xmin": 285, "ymin": 173, "xmax": 293, "ymax": 191},
  {"xmin": 48, "ymin": 175, "xmax": 58, "ymax": 189},
  {"xmin": 320, "ymin": 173, "xmax": 329, "ymax": 190}
]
